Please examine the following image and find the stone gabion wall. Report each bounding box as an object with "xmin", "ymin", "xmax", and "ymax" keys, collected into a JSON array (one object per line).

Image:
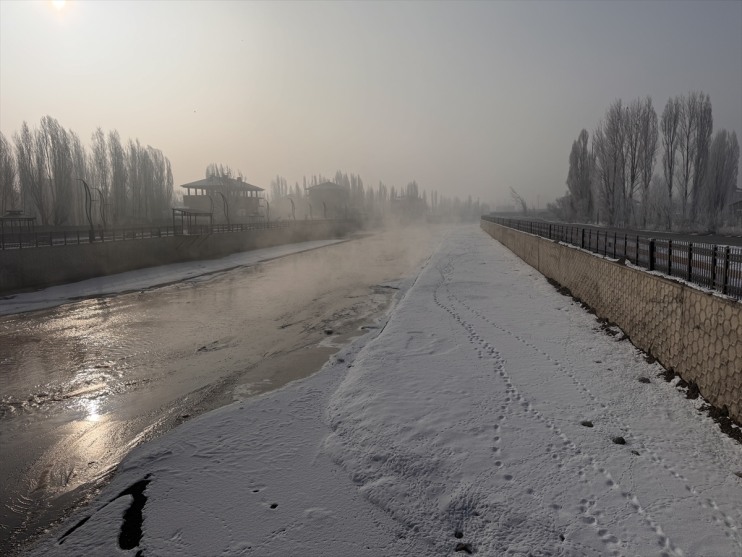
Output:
[{"xmin": 481, "ymin": 219, "xmax": 742, "ymax": 423}]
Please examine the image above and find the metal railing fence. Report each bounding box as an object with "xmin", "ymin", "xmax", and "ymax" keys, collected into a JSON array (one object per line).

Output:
[
  {"xmin": 0, "ymin": 220, "xmax": 339, "ymax": 251},
  {"xmin": 482, "ymin": 216, "xmax": 742, "ymax": 300}
]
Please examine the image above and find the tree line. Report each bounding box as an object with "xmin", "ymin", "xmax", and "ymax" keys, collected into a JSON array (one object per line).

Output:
[
  {"xmin": 550, "ymin": 92, "xmax": 739, "ymax": 232},
  {"xmin": 0, "ymin": 116, "xmax": 173, "ymax": 227},
  {"xmin": 267, "ymin": 170, "xmax": 488, "ymax": 223}
]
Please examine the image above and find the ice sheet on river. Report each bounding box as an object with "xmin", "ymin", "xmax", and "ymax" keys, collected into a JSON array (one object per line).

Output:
[
  {"xmin": 31, "ymin": 226, "xmax": 742, "ymax": 556},
  {"xmin": 0, "ymin": 239, "xmax": 345, "ymax": 316}
]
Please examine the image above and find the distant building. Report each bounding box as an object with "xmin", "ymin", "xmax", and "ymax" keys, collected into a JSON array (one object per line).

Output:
[
  {"xmin": 390, "ymin": 194, "xmax": 427, "ymax": 222},
  {"xmin": 306, "ymin": 182, "xmax": 349, "ymax": 219},
  {"xmin": 180, "ymin": 176, "xmax": 264, "ymax": 223}
]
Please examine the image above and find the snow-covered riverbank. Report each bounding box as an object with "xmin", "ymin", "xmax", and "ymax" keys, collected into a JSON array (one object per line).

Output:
[{"xmin": 31, "ymin": 226, "xmax": 742, "ymax": 556}]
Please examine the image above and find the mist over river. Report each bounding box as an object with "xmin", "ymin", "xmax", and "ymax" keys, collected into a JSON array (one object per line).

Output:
[{"xmin": 0, "ymin": 227, "xmax": 439, "ymax": 556}]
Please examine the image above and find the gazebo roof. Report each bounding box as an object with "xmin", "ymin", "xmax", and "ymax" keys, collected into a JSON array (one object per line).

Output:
[{"xmin": 180, "ymin": 176, "xmax": 264, "ymax": 192}]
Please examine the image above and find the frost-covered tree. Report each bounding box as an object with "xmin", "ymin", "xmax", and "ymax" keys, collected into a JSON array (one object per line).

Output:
[
  {"xmin": 703, "ymin": 130, "xmax": 739, "ymax": 232},
  {"xmin": 637, "ymin": 97, "xmax": 658, "ymax": 228},
  {"xmin": 690, "ymin": 94, "xmax": 713, "ymax": 222},
  {"xmin": 677, "ymin": 92, "xmax": 713, "ymax": 225},
  {"xmin": 594, "ymin": 100, "xmax": 626, "ymax": 226},
  {"xmin": 566, "ymin": 129, "xmax": 594, "ymax": 221},
  {"xmin": 660, "ymin": 96, "xmax": 682, "ymax": 229},
  {"xmin": 623, "ymin": 99, "xmax": 644, "ymax": 226}
]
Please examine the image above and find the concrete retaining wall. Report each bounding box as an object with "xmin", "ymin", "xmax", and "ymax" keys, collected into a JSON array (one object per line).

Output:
[
  {"xmin": 481, "ymin": 219, "xmax": 742, "ymax": 423},
  {"xmin": 0, "ymin": 221, "xmax": 352, "ymax": 294}
]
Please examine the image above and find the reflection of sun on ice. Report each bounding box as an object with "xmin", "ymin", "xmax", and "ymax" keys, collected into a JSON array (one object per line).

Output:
[
  {"xmin": 83, "ymin": 398, "xmax": 102, "ymax": 422},
  {"xmin": 52, "ymin": 0, "xmax": 66, "ymax": 10}
]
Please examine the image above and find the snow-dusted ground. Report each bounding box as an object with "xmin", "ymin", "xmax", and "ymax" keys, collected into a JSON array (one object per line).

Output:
[
  {"xmin": 31, "ymin": 226, "xmax": 742, "ymax": 556},
  {"xmin": 0, "ymin": 239, "xmax": 345, "ymax": 316}
]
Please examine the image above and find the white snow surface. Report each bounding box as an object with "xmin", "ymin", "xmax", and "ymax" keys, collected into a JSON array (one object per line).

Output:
[
  {"xmin": 0, "ymin": 239, "xmax": 345, "ymax": 316},
  {"xmin": 31, "ymin": 227, "xmax": 742, "ymax": 557}
]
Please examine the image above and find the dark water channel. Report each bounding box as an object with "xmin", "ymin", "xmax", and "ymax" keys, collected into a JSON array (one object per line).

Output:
[{"xmin": 0, "ymin": 227, "xmax": 437, "ymax": 555}]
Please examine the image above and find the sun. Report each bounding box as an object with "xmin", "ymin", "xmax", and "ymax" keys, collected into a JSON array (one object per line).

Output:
[{"xmin": 51, "ymin": 0, "xmax": 66, "ymax": 10}]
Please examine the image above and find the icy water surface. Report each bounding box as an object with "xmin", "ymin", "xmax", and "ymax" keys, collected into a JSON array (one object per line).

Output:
[{"xmin": 0, "ymin": 227, "xmax": 438, "ymax": 556}]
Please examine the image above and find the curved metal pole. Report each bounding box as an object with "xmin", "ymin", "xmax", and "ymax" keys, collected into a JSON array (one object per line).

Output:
[
  {"xmin": 217, "ymin": 191, "xmax": 229, "ymax": 227},
  {"xmin": 93, "ymin": 187, "xmax": 106, "ymax": 229},
  {"xmin": 258, "ymin": 198, "xmax": 270, "ymax": 224},
  {"xmin": 322, "ymin": 201, "xmax": 327, "ymax": 220},
  {"xmin": 77, "ymin": 179, "xmax": 94, "ymax": 241},
  {"xmin": 205, "ymin": 195, "xmax": 215, "ymax": 233}
]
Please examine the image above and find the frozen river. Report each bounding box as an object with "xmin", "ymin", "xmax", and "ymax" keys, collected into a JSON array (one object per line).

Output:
[
  {"xmin": 24, "ymin": 224, "xmax": 742, "ymax": 557},
  {"xmin": 0, "ymin": 227, "xmax": 438, "ymax": 556}
]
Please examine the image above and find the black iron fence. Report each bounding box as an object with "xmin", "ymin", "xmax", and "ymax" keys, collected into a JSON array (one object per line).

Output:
[
  {"xmin": 482, "ymin": 216, "xmax": 742, "ymax": 300},
  {"xmin": 0, "ymin": 220, "xmax": 335, "ymax": 251}
]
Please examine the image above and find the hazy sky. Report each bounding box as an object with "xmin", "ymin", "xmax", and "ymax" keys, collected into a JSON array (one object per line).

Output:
[{"xmin": 1, "ymin": 0, "xmax": 740, "ymax": 207}]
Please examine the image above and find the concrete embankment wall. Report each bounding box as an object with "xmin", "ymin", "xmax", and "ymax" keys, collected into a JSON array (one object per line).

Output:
[
  {"xmin": 0, "ymin": 221, "xmax": 352, "ymax": 294},
  {"xmin": 481, "ymin": 219, "xmax": 742, "ymax": 423}
]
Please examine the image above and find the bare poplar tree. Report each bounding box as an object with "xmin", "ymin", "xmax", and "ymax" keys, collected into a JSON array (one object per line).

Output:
[
  {"xmin": 690, "ymin": 94, "xmax": 713, "ymax": 222},
  {"xmin": 677, "ymin": 92, "xmax": 699, "ymax": 224},
  {"xmin": 566, "ymin": 129, "xmax": 594, "ymax": 222},
  {"xmin": 127, "ymin": 139, "xmax": 143, "ymax": 222},
  {"xmin": 593, "ymin": 100, "xmax": 625, "ymax": 226},
  {"xmin": 0, "ymin": 132, "xmax": 17, "ymax": 214},
  {"xmin": 660, "ymin": 96, "xmax": 682, "ymax": 229},
  {"xmin": 14, "ymin": 121, "xmax": 48, "ymax": 224},
  {"xmin": 206, "ymin": 163, "xmax": 235, "ymax": 180},
  {"xmin": 35, "ymin": 116, "xmax": 76, "ymax": 226},
  {"xmin": 270, "ymin": 175, "xmax": 288, "ymax": 200},
  {"xmin": 108, "ymin": 130, "xmax": 128, "ymax": 225},
  {"xmin": 637, "ymin": 97, "xmax": 658, "ymax": 228},
  {"xmin": 703, "ymin": 130, "xmax": 739, "ymax": 232},
  {"xmin": 623, "ymin": 99, "xmax": 643, "ymax": 226},
  {"xmin": 90, "ymin": 127, "xmax": 109, "ymax": 200},
  {"xmin": 164, "ymin": 156, "xmax": 174, "ymax": 211},
  {"xmin": 68, "ymin": 130, "xmax": 88, "ymax": 225},
  {"xmin": 148, "ymin": 148, "xmax": 165, "ymax": 220}
]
